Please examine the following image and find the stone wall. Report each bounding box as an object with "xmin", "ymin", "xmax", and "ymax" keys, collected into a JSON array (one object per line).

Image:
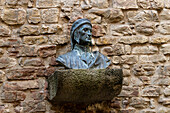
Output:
[{"xmin": 0, "ymin": 0, "xmax": 169, "ymax": 113}]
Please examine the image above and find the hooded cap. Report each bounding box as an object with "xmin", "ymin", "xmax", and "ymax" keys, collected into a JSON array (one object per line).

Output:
[{"xmin": 70, "ymin": 19, "xmax": 92, "ymax": 50}]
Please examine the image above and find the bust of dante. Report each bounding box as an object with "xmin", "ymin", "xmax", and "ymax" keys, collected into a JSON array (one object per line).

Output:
[{"xmin": 56, "ymin": 19, "xmax": 111, "ymax": 69}]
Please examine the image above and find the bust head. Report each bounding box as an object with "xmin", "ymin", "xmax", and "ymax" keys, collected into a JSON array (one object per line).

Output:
[{"xmin": 70, "ymin": 19, "xmax": 92, "ymax": 50}]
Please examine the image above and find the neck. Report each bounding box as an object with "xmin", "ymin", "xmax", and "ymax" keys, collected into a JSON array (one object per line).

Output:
[{"xmin": 73, "ymin": 44, "xmax": 90, "ymax": 53}]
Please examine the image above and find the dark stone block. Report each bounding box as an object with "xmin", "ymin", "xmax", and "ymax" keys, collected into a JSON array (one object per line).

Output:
[{"xmin": 48, "ymin": 69, "xmax": 123, "ymax": 103}]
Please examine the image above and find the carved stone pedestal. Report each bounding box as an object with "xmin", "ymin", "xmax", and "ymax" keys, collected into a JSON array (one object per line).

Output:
[{"xmin": 48, "ymin": 69, "xmax": 123, "ymax": 103}]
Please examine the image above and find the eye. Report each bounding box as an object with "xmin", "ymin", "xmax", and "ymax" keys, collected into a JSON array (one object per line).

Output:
[{"xmin": 83, "ymin": 28, "xmax": 88, "ymax": 32}]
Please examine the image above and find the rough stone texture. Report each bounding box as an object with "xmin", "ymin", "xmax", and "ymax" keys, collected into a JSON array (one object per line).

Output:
[
  {"xmin": 2, "ymin": 9, "xmax": 26, "ymax": 25},
  {"xmin": 48, "ymin": 69, "xmax": 123, "ymax": 103},
  {"xmin": 0, "ymin": 0, "xmax": 169, "ymax": 112},
  {"xmin": 112, "ymin": 0, "xmax": 138, "ymax": 9}
]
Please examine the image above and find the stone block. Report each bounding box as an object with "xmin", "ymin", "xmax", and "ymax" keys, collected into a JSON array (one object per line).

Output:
[
  {"xmin": 92, "ymin": 24, "xmax": 107, "ymax": 37},
  {"xmin": 1, "ymin": 91, "xmax": 26, "ymax": 102},
  {"xmin": 160, "ymin": 9, "xmax": 170, "ymax": 20},
  {"xmin": 0, "ymin": 70, "xmax": 5, "ymax": 83},
  {"xmin": 165, "ymin": 0, "xmax": 170, "ymax": 8},
  {"xmin": 132, "ymin": 45, "xmax": 158, "ymax": 55},
  {"xmin": 142, "ymin": 86, "xmax": 161, "ymax": 97},
  {"xmin": 41, "ymin": 8, "xmax": 59, "ymax": 23},
  {"xmin": 85, "ymin": 14, "xmax": 101, "ymax": 24},
  {"xmin": 118, "ymin": 109, "xmax": 136, "ymax": 113},
  {"xmin": 120, "ymin": 55, "xmax": 138, "ymax": 65},
  {"xmin": 111, "ymin": 25, "xmax": 133, "ymax": 36},
  {"xmin": 19, "ymin": 58, "xmax": 44, "ymax": 67},
  {"xmin": 96, "ymin": 36, "xmax": 118, "ymax": 45},
  {"xmin": 9, "ymin": 45, "xmax": 37, "ymax": 57},
  {"xmin": 129, "ymin": 97, "xmax": 148, "ymax": 108},
  {"xmin": 157, "ymin": 22, "xmax": 170, "ymax": 35},
  {"xmin": 60, "ymin": 0, "xmax": 79, "ymax": 7},
  {"xmin": 127, "ymin": 10, "xmax": 159, "ymax": 24},
  {"xmin": 2, "ymin": 8, "xmax": 26, "ymax": 25},
  {"xmin": 48, "ymin": 69, "xmax": 123, "ymax": 103},
  {"xmin": 0, "ymin": 57, "xmax": 17, "ymax": 69},
  {"xmin": 48, "ymin": 35, "xmax": 69, "ymax": 45},
  {"xmin": 0, "ymin": 38, "xmax": 21, "ymax": 47},
  {"xmin": 36, "ymin": 0, "xmax": 59, "ymax": 8},
  {"xmin": 139, "ymin": 76, "xmax": 151, "ymax": 85},
  {"xmin": 149, "ymin": 36, "xmax": 169, "ymax": 44},
  {"xmin": 41, "ymin": 24, "xmax": 62, "ymax": 34},
  {"xmin": 112, "ymin": 0, "xmax": 138, "ymax": 9},
  {"xmin": 161, "ymin": 44, "xmax": 170, "ymax": 55},
  {"xmin": 3, "ymin": 80, "xmax": 39, "ymax": 91},
  {"xmin": 163, "ymin": 65, "xmax": 170, "ymax": 76},
  {"xmin": 23, "ymin": 36, "xmax": 48, "ymax": 45},
  {"xmin": 81, "ymin": 0, "xmax": 108, "ymax": 9},
  {"xmin": 164, "ymin": 86, "xmax": 170, "ymax": 96},
  {"xmin": 119, "ymin": 36, "xmax": 148, "ymax": 44},
  {"xmin": 37, "ymin": 45, "xmax": 56, "ymax": 58},
  {"xmin": 136, "ymin": 22, "xmax": 155, "ymax": 36},
  {"xmin": 5, "ymin": 0, "xmax": 29, "ymax": 7},
  {"xmin": 138, "ymin": 0, "xmax": 164, "ymax": 9},
  {"xmin": 18, "ymin": 25, "xmax": 40, "ymax": 36},
  {"xmin": 140, "ymin": 109, "xmax": 156, "ymax": 113},
  {"xmin": 6, "ymin": 68, "xmax": 37, "ymax": 80},
  {"xmin": 16, "ymin": 100, "xmax": 46, "ymax": 112},
  {"xmin": 0, "ymin": 25, "xmax": 11, "ymax": 36},
  {"xmin": 27, "ymin": 8, "xmax": 41, "ymax": 24},
  {"xmin": 89, "ymin": 8, "xmax": 124, "ymax": 23},
  {"xmin": 132, "ymin": 64, "xmax": 155, "ymax": 76},
  {"xmin": 139, "ymin": 54, "xmax": 166, "ymax": 64},
  {"xmin": 151, "ymin": 76, "xmax": 170, "ymax": 86},
  {"xmin": 118, "ymin": 86, "xmax": 139, "ymax": 97}
]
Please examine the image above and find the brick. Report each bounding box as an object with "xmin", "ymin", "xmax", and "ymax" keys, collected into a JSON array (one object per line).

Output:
[
  {"xmin": 2, "ymin": 8, "xmax": 26, "ymax": 25},
  {"xmin": 138, "ymin": 0, "xmax": 163, "ymax": 9},
  {"xmin": 18, "ymin": 25, "xmax": 40, "ymax": 36},
  {"xmin": 3, "ymin": 80, "xmax": 39, "ymax": 91},
  {"xmin": 119, "ymin": 36, "xmax": 148, "ymax": 44},
  {"xmin": 7, "ymin": 68, "xmax": 37, "ymax": 80},
  {"xmin": 27, "ymin": 8, "xmax": 41, "ymax": 24},
  {"xmin": 129, "ymin": 97, "xmax": 148, "ymax": 108},
  {"xmin": 132, "ymin": 45, "xmax": 158, "ymax": 55},
  {"xmin": 157, "ymin": 22, "xmax": 170, "ymax": 35},
  {"xmin": 96, "ymin": 36, "xmax": 118, "ymax": 45},
  {"xmin": 48, "ymin": 35, "xmax": 69, "ymax": 45},
  {"xmin": 111, "ymin": 25, "xmax": 133, "ymax": 36},
  {"xmin": 112, "ymin": 0, "xmax": 138, "ymax": 9},
  {"xmin": 23, "ymin": 36, "xmax": 48, "ymax": 45},
  {"xmin": 127, "ymin": 10, "xmax": 159, "ymax": 24},
  {"xmin": 31, "ymin": 90, "xmax": 47, "ymax": 100},
  {"xmin": 118, "ymin": 86, "xmax": 139, "ymax": 97},
  {"xmin": 1, "ymin": 91, "xmax": 26, "ymax": 102},
  {"xmin": 36, "ymin": 67, "xmax": 55, "ymax": 77},
  {"xmin": 38, "ymin": 45, "xmax": 56, "ymax": 58},
  {"xmin": 161, "ymin": 44, "xmax": 170, "ymax": 55},
  {"xmin": 142, "ymin": 86, "xmax": 161, "ymax": 97},
  {"xmin": 41, "ymin": 8, "xmax": 59, "ymax": 23},
  {"xmin": 41, "ymin": 24, "xmax": 62, "ymax": 34},
  {"xmin": 136, "ymin": 22, "xmax": 155, "ymax": 36}
]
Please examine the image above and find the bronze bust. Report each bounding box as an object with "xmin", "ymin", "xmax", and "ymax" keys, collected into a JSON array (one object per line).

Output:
[{"xmin": 56, "ymin": 19, "xmax": 111, "ymax": 69}]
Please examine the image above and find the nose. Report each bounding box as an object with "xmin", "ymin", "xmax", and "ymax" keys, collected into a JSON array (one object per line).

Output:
[{"xmin": 87, "ymin": 30, "xmax": 92, "ymax": 37}]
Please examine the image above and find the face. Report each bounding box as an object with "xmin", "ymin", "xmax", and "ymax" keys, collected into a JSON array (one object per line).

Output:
[{"xmin": 77, "ymin": 24, "xmax": 92, "ymax": 45}]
